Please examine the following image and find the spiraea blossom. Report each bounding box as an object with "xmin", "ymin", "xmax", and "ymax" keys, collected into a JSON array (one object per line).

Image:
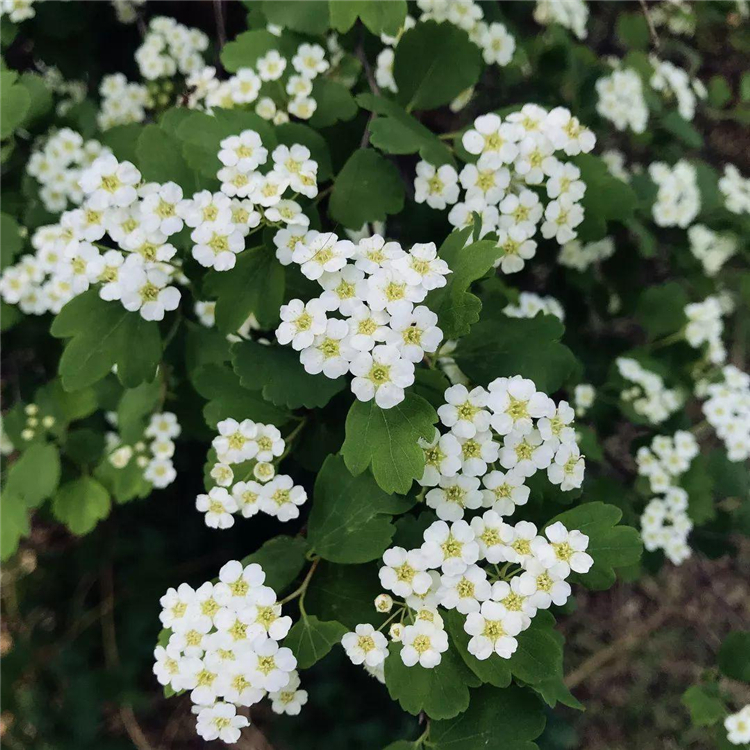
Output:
[
  {"xmin": 155, "ymin": 560, "xmax": 302, "ymax": 744},
  {"xmin": 414, "ymin": 105, "xmax": 595, "ymax": 274}
]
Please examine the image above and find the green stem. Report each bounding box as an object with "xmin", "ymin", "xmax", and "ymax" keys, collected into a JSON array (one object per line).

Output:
[{"xmin": 280, "ymin": 557, "xmax": 320, "ymax": 613}]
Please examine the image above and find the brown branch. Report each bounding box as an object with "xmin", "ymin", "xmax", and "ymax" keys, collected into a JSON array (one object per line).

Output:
[{"xmin": 639, "ymin": 0, "xmax": 661, "ymax": 50}]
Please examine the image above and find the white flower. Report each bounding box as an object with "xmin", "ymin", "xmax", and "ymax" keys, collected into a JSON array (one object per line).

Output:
[
  {"xmin": 724, "ymin": 705, "xmax": 750, "ymax": 745},
  {"xmin": 541, "ymin": 196, "xmax": 584, "ymax": 244},
  {"xmin": 425, "ymin": 474, "xmax": 483, "ymax": 521},
  {"xmin": 146, "ymin": 412, "xmax": 181, "ymax": 440},
  {"xmin": 300, "ymin": 318, "xmax": 355, "ymax": 378},
  {"xmin": 533, "ymin": 521, "xmax": 593, "ymax": 577},
  {"xmin": 196, "ymin": 487, "xmax": 238, "ymax": 529},
  {"xmin": 488, "ymin": 376, "xmax": 554, "ymax": 435},
  {"xmin": 145, "ymin": 458, "xmax": 176, "ymax": 488},
  {"xmin": 479, "ymin": 21, "xmax": 516, "ymax": 66},
  {"xmin": 379, "ymin": 546, "xmax": 432, "ymax": 598},
  {"xmin": 365, "ymin": 267, "xmax": 427, "ymax": 316},
  {"xmin": 259, "ymin": 475, "xmax": 307, "ymax": 522},
  {"xmin": 217, "ymin": 165, "xmax": 259, "ymax": 198},
  {"xmin": 547, "ymin": 443, "xmax": 586, "ymax": 491},
  {"xmin": 437, "ymin": 384, "xmax": 490, "ymax": 438},
  {"xmin": 537, "ymin": 400, "xmax": 576, "ymax": 449},
  {"xmin": 499, "ymin": 429, "xmax": 555, "ymax": 477},
  {"xmin": 287, "ymin": 96, "xmax": 317, "ymax": 120},
  {"xmin": 384, "ymin": 305, "xmax": 443, "ymax": 363},
  {"xmin": 470, "ymin": 510, "xmax": 507, "ymax": 564},
  {"xmin": 252, "ymin": 424, "xmax": 285, "ymax": 462},
  {"xmin": 271, "ymin": 144, "xmax": 318, "ymax": 197},
  {"xmin": 191, "ymin": 221, "xmax": 245, "ymax": 271},
  {"xmin": 400, "ymin": 620, "xmax": 449, "ymax": 668},
  {"xmin": 341, "ymin": 624, "xmax": 389, "ymax": 667},
  {"xmin": 496, "ymin": 226, "xmax": 537, "ymax": 274},
  {"xmin": 345, "ymin": 301, "xmax": 390, "ymax": 352},
  {"xmin": 517, "ymin": 558, "xmax": 572, "ymax": 609},
  {"xmin": 459, "ymin": 162, "xmax": 510, "ymax": 204},
  {"xmin": 119, "ymin": 262, "xmax": 180, "ymax": 322},
  {"xmin": 456, "ymin": 430, "xmax": 499, "ymax": 477},
  {"xmin": 353, "ymin": 234, "xmax": 404, "ymax": 275},
  {"xmin": 421, "ymin": 519, "xmax": 479, "ymax": 575},
  {"xmin": 292, "ymin": 42, "xmax": 329, "ymax": 78},
  {"xmin": 464, "ymin": 600, "xmax": 524, "ymax": 660},
  {"xmin": 229, "ymin": 68, "xmax": 262, "ymax": 104},
  {"xmin": 491, "ymin": 578, "xmax": 536, "ymax": 630},
  {"xmin": 231, "ymin": 480, "xmax": 264, "ymax": 518},
  {"xmin": 318, "ymin": 266, "xmax": 366, "ymax": 315},
  {"xmin": 350, "ymin": 345, "xmax": 415, "ymax": 409},
  {"xmin": 392, "ymin": 242, "xmax": 451, "ymax": 291},
  {"xmin": 79, "ymin": 154, "xmax": 140, "ymax": 210},
  {"xmin": 153, "ymin": 642, "xmax": 184, "ymax": 687},
  {"xmin": 246, "ymin": 638, "xmax": 297, "ymax": 692},
  {"xmin": 293, "ymin": 231, "xmax": 354, "ymax": 280},
  {"xmin": 480, "ymin": 469, "xmax": 529, "ymax": 516},
  {"xmin": 195, "ymin": 702, "xmax": 249, "ymax": 744},
  {"xmin": 251, "ymin": 171, "xmax": 290, "ymax": 207},
  {"xmin": 257, "ymin": 49, "xmax": 287, "ymax": 81},
  {"xmin": 269, "ymin": 671, "xmax": 309, "ymax": 716},
  {"xmin": 210, "ymin": 463, "xmax": 234, "ymax": 488},
  {"xmin": 140, "ymin": 182, "xmax": 185, "ymax": 236},
  {"xmin": 497, "ymin": 520, "xmax": 539, "ymax": 566},
  {"xmin": 499, "ymin": 189, "xmax": 543, "ymax": 238},
  {"xmin": 213, "ymin": 418, "xmax": 258, "ymax": 463},
  {"xmin": 276, "ymin": 298, "xmax": 328, "ymax": 351},
  {"xmin": 438, "ymin": 564, "xmax": 491, "ymax": 614},
  {"xmin": 419, "ymin": 430, "xmax": 462, "ymax": 486},
  {"xmin": 414, "ymin": 162, "xmax": 460, "ymax": 209},
  {"xmin": 462, "ymin": 114, "xmax": 522, "ymax": 168}
]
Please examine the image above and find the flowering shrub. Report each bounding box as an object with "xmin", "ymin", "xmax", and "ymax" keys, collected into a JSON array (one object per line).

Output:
[{"xmin": 1, "ymin": 1, "xmax": 749, "ymax": 749}]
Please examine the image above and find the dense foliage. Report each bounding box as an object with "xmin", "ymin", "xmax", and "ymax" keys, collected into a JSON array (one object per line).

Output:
[{"xmin": 1, "ymin": 1, "xmax": 749, "ymax": 749}]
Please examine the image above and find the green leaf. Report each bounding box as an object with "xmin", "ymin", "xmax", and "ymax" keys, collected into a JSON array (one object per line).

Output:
[
  {"xmin": 357, "ymin": 93, "xmax": 453, "ymax": 166},
  {"xmin": 681, "ymin": 453, "xmax": 715, "ymax": 525},
  {"xmin": 329, "ymin": 149, "xmax": 405, "ymax": 229},
  {"xmin": 429, "ymin": 684, "xmax": 546, "ymax": 750},
  {"xmin": 118, "ymin": 380, "xmax": 161, "ymax": 444},
  {"xmin": 204, "ymin": 245, "xmax": 285, "ymax": 334},
  {"xmin": 707, "ymin": 76, "xmax": 732, "ymax": 109},
  {"xmin": 18, "ymin": 72, "xmax": 53, "ymax": 126},
  {"xmin": 455, "ymin": 314, "xmax": 578, "ymax": 394},
  {"xmin": 261, "ymin": 0, "xmax": 330, "ymax": 35},
  {"xmin": 0, "ymin": 71, "xmax": 31, "ymax": 139},
  {"xmin": 308, "ymin": 79, "xmax": 358, "ymax": 129},
  {"xmin": 52, "ymin": 477, "xmax": 111, "ymax": 535},
  {"xmin": 574, "ymin": 154, "xmax": 637, "ymax": 240},
  {"xmin": 427, "ymin": 229, "xmax": 503, "ymax": 338},
  {"xmin": 547, "ymin": 502, "xmax": 643, "ymax": 590},
  {"xmin": 307, "ymin": 454, "xmax": 413, "ymax": 563},
  {"xmin": 232, "ymin": 340, "xmax": 346, "ymax": 410},
  {"xmin": 636, "ymin": 282, "xmax": 688, "ymax": 340},
  {"xmin": 193, "ymin": 363, "xmax": 290, "ymax": 429},
  {"xmin": 661, "ymin": 111, "xmax": 703, "ymax": 149},
  {"xmin": 176, "ymin": 109, "xmax": 276, "ymax": 179},
  {"xmin": 285, "ymin": 615, "xmax": 347, "ymax": 669},
  {"xmin": 94, "ymin": 458, "xmax": 150, "ymax": 505},
  {"xmin": 616, "ymin": 12, "xmax": 650, "ymax": 50},
  {"xmin": 394, "ymin": 21, "xmax": 482, "ymax": 111},
  {"xmin": 1, "ymin": 492, "xmax": 30, "ymax": 561},
  {"xmin": 136, "ymin": 124, "xmax": 195, "ymax": 191},
  {"xmin": 718, "ymin": 631, "xmax": 750, "ymax": 683},
  {"xmin": 305, "ymin": 561, "xmax": 385, "ymax": 629},
  {"xmin": 100, "ymin": 123, "xmax": 143, "ymax": 163},
  {"xmin": 51, "ymin": 291, "xmax": 161, "ymax": 391},
  {"xmin": 3, "ymin": 443, "xmax": 61, "ymax": 509},
  {"xmin": 241, "ymin": 535, "xmax": 309, "ymax": 594},
  {"xmin": 329, "ymin": 0, "xmax": 407, "ymax": 35},
  {"xmin": 1, "ymin": 212, "xmax": 24, "ymax": 268},
  {"xmin": 682, "ymin": 684, "xmax": 726, "ymax": 727},
  {"xmin": 384, "ymin": 642, "xmax": 480, "ymax": 720},
  {"xmin": 342, "ymin": 393, "xmax": 438, "ymax": 495}
]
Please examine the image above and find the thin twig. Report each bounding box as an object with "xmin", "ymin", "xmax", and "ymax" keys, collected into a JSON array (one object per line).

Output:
[
  {"xmin": 639, "ymin": 0, "xmax": 661, "ymax": 50},
  {"xmin": 214, "ymin": 0, "xmax": 227, "ymax": 56}
]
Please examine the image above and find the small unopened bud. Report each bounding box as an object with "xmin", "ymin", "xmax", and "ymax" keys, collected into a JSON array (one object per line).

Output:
[
  {"xmin": 253, "ymin": 461, "xmax": 275, "ymax": 482},
  {"xmin": 42, "ymin": 415, "xmax": 55, "ymax": 429},
  {"xmin": 24, "ymin": 404, "xmax": 38, "ymax": 416},
  {"xmin": 389, "ymin": 623, "xmax": 404, "ymax": 642},
  {"xmin": 374, "ymin": 593, "xmax": 394, "ymax": 613}
]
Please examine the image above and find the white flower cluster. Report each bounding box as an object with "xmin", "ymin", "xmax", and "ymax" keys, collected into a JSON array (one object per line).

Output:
[
  {"xmin": 108, "ymin": 411, "xmax": 181, "ymax": 489},
  {"xmin": 503, "ymin": 292, "xmax": 564, "ymax": 322},
  {"xmin": 15, "ymin": 403, "xmax": 55, "ymax": 444},
  {"xmin": 97, "ymin": 73, "xmax": 150, "ymax": 130},
  {"xmin": 719, "ymin": 164, "xmax": 750, "ymax": 215},
  {"xmin": 187, "ymin": 42, "xmax": 329, "ymax": 122},
  {"xmin": 596, "ymin": 67, "xmax": 648, "ymax": 134},
  {"xmin": 112, "ymin": 0, "xmax": 146, "ymax": 25},
  {"xmin": 275, "ymin": 234, "xmax": 449, "ymax": 409},
  {"xmin": 135, "ymin": 16, "xmax": 209, "ymax": 80},
  {"xmin": 154, "ymin": 560, "xmax": 306, "ymax": 744},
  {"xmin": 640, "ymin": 488, "xmax": 692, "ymax": 565},
  {"xmin": 616, "ymin": 357, "xmax": 683, "ymax": 425},
  {"xmin": 38, "ymin": 64, "xmax": 87, "ymax": 116},
  {"xmin": 26, "ymin": 128, "xmax": 111, "ymax": 213},
  {"xmin": 650, "ymin": 0, "xmax": 696, "ymax": 37},
  {"xmin": 687, "ymin": 224, "xmax": 737, "ymax": 277},
  {"xmin": 415, "ymin": 105, "xmax": 595, "ymax": 274},
  {"xmin": 533, "ymin": 0, "xmax": 589, "ymax": 39},
  {"xmin": 602, "ymin": 149, "xmax": 630, "ymax": 183},
  {"xmin": 558, "ymin": 236, "xmax": 615, "ymax": 272},
  {"xmin": 699, "ymin": 365, "xmax": 750, "ymax": 462},
  {"xmin": 725, "ymin": 705, "xmax": 750, "ymax": 746},
  {"xmin": 649, "ymin": 160, "xmax": 700, "ymax": 228},
  {"xmin": 636, "ymin": 430, "xmax": 699, "ymax": 495},
  {"xmin": 2, "ymin": 154, "xmax": 185, "ymax": 320},
  {"xmin": 197, "ymin": 418, "xmax": 307, "ymax": 529},
  {"xmin": 650, "ymin": 57, "xmax": 705, "ymax": 122},
  {"xmin": 420, "ymin": 379, "xmax": 584, "ymax": 526},
  {"xmin": 685, "ymin": 295, "xmax": 726, "ymax": 364},
  {"xmin": 342, "ymin": 514, "xmax": 592, "ymax": 671},
  {"xmin": 0, "ymin": 0, "xmax": 34, "ymax": 22}
]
